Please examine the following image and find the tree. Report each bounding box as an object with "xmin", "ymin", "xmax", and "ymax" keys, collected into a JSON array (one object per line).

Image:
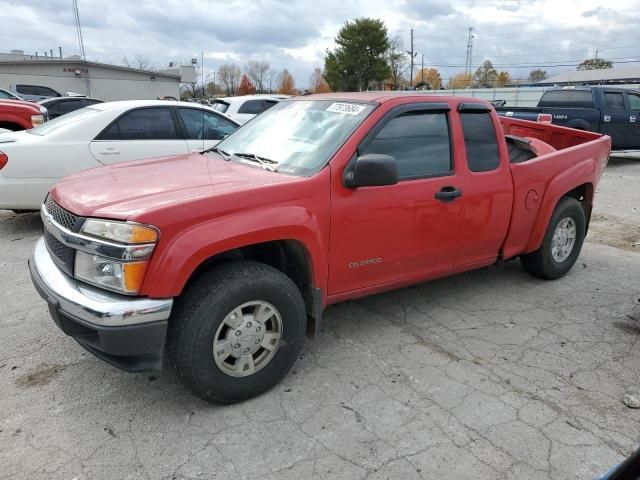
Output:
[
  {"xmin": 414, "ymin": 67, "xmax": 442, "ymax": 90},
  {"xmin": 277, "ymin": 69, "xmax": 297, "ymax": 95},
  {"xmin": 237, "ymin": 74, "xmax": 257, "ymax": 95},
  {"xmin": 528, "ymin": 69, "xmax": 548, "ymax": 83},
  {"xmin": 218, "ymin": 63, "xmax": 242, "ymax": 96},
  {"xmin": 386, "ymin": 36, "xmax": 408, "ymax": 90},
  {"xmin": 495, "ymin": 71, "xmax": 512, "ymax": 87},
  {"xmin": 449, "ymin": 72, "xmax": 473, "ymax": 89},
  {"xmin": 577, "ymin": 58, "xmax": 613, "ymax": 70},
  {"xmin": 266, "ymin": 68, "xmax": 278, "ymax": 94},
  {"xmin": 122, "ymin": 54, "xmax": 157, "ymax": 71},
  {"xmin": 473, "ymin": 60, "xmax": 498, "ymax": 87},
  {"xmin": 309, "ymin": 68, "xmax": 331, "ymax": 93},
  {"xmin": 324, "ymin": 18, "xmax": 391, "ymax": 91},
  {"xmin": 246, "ymin": 60, "xmax": 270, "ymax": 93}
]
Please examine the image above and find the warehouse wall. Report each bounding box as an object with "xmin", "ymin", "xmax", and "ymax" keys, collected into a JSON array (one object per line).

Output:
[{"xmin": 0, "ymin": 62, "xmax": 180, "ymax": 100}]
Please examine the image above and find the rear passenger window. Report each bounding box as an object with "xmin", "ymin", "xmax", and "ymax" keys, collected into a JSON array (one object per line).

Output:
[
  {"xmin": 628, "ymin": 93, "xmax": 640, "ymax": 110},
  {"xmin": 538, "ymin": 90, "xmax": 594, "ymax": 108},
  {"xmin": 361, "ymin": 111, "xmax": 451, "ymax": 180},
  {"xmin": 460, "ymin": 112, "xmax": 500, "ymax": 172},
  {"xmin": 99, "ymin": 108, "xmax": 178, "ymax": 140},
  {"xmin": 604, "ymin": 92, "xmax": 626, "ymax": 111},
  {"xmin": 238, "ymin": 100, "xmax": 266, "ymax": 115}
]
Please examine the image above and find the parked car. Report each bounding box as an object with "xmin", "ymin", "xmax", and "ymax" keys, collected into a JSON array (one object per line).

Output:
[
  {"xmin": 29, "ymin": 93, "xmax": 611, "ymax": 403},
  {"xmin": 0, "ymin": 99, "xmax": 48, "ymax": 131},
  {"xmin": 211, "ymin": 94, "xmax": 290, "ymax": 123},
  {"xmin": 0, "ymin": 88, "xmax": 22, "ymax": 100},
  {"xmin": 10, "ymin": 84, "xmax": 63, "ymax": 101},
  {"xmin": 38, "ymin": 97, "xmax": 104, "ymax": 120},
  {"xmin": 0, "ymin": 100, "xmax": 239, "ymax": 210},
  {"xmin": 496, "ymin": 86, "xmax": 640, "ymax": 150}
]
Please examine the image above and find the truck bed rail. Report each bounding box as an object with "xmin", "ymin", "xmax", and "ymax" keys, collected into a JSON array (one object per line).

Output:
[{"xmin": 499, "ymin": 116, "xmax": 602, "ymax": 151}]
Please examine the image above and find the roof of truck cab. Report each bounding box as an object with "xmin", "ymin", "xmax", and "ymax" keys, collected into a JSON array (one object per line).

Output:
[{"xmin": 294, "ymin": 92, "xmax": 490, "ymax": 105}]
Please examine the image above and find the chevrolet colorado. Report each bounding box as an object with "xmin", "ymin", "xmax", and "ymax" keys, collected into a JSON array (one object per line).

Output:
[{"xmin": 29, "ymin": 93, "xmax": 611, "ymax": 403}]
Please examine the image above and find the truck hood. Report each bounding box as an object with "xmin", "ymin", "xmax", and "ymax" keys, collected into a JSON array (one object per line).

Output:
[
  {"xmin": 50, "ymin": 153, "xmax": 298, "ymax": 219},
  {"xmin": 0, "ymin": 99, "xmax": 38, "ymax": 111}
]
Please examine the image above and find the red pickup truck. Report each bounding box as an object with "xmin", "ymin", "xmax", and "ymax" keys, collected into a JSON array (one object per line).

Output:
[
  {"xmin": 29, "ymin": 93, "xmax": 611, "ymax": 403},
  {"xmin": 0, "ymin": 99, "xmax": 48, "ymax": 131}
]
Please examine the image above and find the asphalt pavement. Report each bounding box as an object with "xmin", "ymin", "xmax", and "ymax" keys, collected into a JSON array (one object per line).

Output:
[{"xmin": 0, "ymin": 156, "xmax": 639, "ymax": 480}]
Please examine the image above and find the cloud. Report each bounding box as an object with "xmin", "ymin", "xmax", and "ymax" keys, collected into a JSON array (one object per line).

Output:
[{"xmin": 0, "ymin": 0, "xmax": 639, "ymax": 88}]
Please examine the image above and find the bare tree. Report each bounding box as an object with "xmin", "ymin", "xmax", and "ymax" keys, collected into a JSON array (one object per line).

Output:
[
  {"xmin": 122, "ymin": 54, "xmax": 158, "ymax": 71},
  {"xmin": 386, "ymin": 36, "xmax": 408, "ymax": 90},
  {"xmin": 266, "ymin": 68, "xmax": 278, "ymax": 94},
  {"xmin": 218, "ymin": 63, "xmax": 242, "ymax": 96},
  {"xmin": 309, "ymin": 67, "xmax": 331, "ymax": 93},
  {"xmin": 245, "ymin": 61, "xmax": 270, "ymax": 93}
]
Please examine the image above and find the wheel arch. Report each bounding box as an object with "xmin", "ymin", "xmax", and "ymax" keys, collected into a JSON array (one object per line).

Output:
[{"xmin": 525, "ymin": 159, "xmax": 595, "ymax": 253}]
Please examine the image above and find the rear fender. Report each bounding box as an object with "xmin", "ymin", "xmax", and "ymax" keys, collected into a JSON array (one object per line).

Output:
[
  {"xmin": 140, "ymin": 206, "xmax": 327, "ymax": 300},
  {"xmin": 525, "ymin": 158, "xmax": 594, "ymax": 252}
]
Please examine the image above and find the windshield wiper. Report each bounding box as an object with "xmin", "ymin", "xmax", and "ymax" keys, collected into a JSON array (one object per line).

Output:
[
  {"xmin": 232, "ymin": 152, "xmax": 278, "ymax": 172},
  {"xmin": 201, "ymin": 146, "xmax": 231, "ymax": 160}
]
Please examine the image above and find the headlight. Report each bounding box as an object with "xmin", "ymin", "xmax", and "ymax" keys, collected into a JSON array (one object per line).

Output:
[
  {"xmin": 75, "ymin": 219, "xmax": 159, "ymax": 294},
  {"xmin": 31, "ymin": 114, "xmax": 45, "ymax": 127},
  {"xmin": 75, "ymin": 251, "xmax": 149, "ymax": 294},
  {"xmin": 39, "ymin": 106, "xmax": 48, "ymax": 115},
  {"xmin": 81, "ymin": 219, "xmax": 158, "ymax": 244}
]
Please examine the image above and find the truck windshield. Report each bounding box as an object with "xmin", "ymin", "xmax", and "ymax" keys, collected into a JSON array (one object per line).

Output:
[{"xmin": 214, "ymin": 100, "xmax": 375, "ymax": 176}]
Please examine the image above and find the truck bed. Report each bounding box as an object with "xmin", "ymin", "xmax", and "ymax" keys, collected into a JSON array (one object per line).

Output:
[{"xmin": 499, "ymin": 116, "xmax": 611, "ymax": 260}]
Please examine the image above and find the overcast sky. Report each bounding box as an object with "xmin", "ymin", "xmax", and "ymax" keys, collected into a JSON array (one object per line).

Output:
[{"xmin": 2, "ymin": 0, "xmax": 640, "ymax": 87}]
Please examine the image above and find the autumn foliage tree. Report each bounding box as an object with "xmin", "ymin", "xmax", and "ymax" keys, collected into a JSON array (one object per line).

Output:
[
  {"xmin": 495, "ymin": 71, "xmax": 512, "ymax": 87},
  {"xmin": 414, "ymin": 68, "xmax": 442, "ymax": 90},
  {"xmin": 309, "ymin": 68, "xmax": 332, "ymax": 93},
  {"xmin": 448, "ymin": 72, "xmax": 473, "ymax": 89},
  {"xmin": 277, "ymin": 69, "xmax": 297, "ymax": 95},
  {"xmin": 237, "ymin": 74, "xmax": 257, "ymax": 95}
]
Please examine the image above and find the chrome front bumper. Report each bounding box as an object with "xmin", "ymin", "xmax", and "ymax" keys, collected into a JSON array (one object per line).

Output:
[{"xmin": 30, "ymin": 237, "xmax": 172, "ymax": 327}]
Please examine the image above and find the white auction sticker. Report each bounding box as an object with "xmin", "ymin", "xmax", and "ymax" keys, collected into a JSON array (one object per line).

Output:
[{"xmin": 326, "ymin": 102, "xmax": 366, "ymax": 115}]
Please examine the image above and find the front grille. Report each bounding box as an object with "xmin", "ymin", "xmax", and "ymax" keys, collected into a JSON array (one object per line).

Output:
[
  {"xmin": 44, "ymin": 195, "xmax": 79, "ymax": 231},
  {"xmin": 44, "ymin": 231, "xmax": 68, "ymax": 264}
]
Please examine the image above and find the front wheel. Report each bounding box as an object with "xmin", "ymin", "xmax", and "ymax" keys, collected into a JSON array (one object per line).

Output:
[
  {"xmin": 168, "ymin": 261, "xmax": 306, "ymax": 403},
  {"xmin": 521, "ymin": 196, "xmax": 586, "ymax": 280}
]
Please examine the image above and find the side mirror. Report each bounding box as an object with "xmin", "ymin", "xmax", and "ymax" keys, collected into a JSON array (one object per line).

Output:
[{"xmin": 343, "ymin": 154, "xmax": 398, "ymax": 188}]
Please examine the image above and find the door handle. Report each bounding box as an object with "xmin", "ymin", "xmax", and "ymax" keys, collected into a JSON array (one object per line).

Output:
[
  {"xmin": 435, "ymin": 186, "xmax": 463, "ymax": 202},
  {"xmin": 99, "ymin": 149, "xmax": 120, "ymax": 155}
]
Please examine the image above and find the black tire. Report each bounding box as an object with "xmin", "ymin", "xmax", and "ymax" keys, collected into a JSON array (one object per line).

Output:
[
  {"xmin": 521, "ymin": 196, "xmax": 586, "ymax": 280},
  {"xmin": 168, "ymin": 260, "xmax": 306, "ymax": 403}
]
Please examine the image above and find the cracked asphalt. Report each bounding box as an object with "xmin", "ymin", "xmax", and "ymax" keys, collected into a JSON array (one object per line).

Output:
[{"xmin": 1, "ymin": 156, "xmax": 639, "ymax": 480}]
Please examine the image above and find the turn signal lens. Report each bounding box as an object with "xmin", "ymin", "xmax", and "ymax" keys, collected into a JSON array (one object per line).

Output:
[
  {"xmin": 123, "ymin": 262, "xmax": 149, "ymax": 293},
  {"xmin": 0, "ymin": 152, "xmax": 7, "ymax": 170},
  {"xmin": 130, "ymin": 224, "xmax": 159, "ymax": 243},
  {"xmin": 31, "ymin": 114, "xmax": 45, "ymax": 127}
]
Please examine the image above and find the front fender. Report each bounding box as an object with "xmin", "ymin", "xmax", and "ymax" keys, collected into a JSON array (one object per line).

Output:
[
  {"xmin": 525, "ymin": 158, "xmax": 594, "ymax": 252},
  {"xmin": 140, "ymin": 205, "xmax": 327, "ymax": 298},
  {"xmin": 0, "ymin": 113, "xmax": 31, "ymax": 129}
]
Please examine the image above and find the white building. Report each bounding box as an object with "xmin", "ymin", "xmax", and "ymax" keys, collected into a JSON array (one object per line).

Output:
[{"xmin": 0, "ymin": 52, "xmax": 195, "ymax": 100}]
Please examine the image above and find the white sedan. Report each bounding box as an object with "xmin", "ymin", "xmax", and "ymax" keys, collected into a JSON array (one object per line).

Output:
[
  {"xmin": 0, "ymin": 100, "xmax": 239, "ymax": 210},
  {"xmin": 211, "ymin": 94, "xmax": 290, "ymax": 124}
]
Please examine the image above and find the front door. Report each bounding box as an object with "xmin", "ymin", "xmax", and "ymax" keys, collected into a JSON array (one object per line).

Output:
[
  {"xmin": 176, "ymin": 107, "xmax": 238, "ymax": 153},
  {"xmin": 328, "ymin": 105, "xmax": 464, "ymax": 295}
]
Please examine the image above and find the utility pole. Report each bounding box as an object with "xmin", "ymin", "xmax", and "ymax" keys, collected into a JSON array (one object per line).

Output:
[
  {"xmin": 465, "ymin": 27, "xmax": 474, "ymax": 76},
  {"xmin": 421, "ymin": 53, "xmax": 424, "ymax": 87},
  {"xmin": 409, "ymin": 28, "xmax": 414, "ymax": 88},
  {"xmin": 595, "ymin": 49, "xmax": 599, "ymax": 60},
  {"xmin": 201, "ymin": 51, "xmax": 205, "ymax": 99}
]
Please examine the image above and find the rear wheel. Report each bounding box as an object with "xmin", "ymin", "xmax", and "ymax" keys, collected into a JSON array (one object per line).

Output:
[
  {"xmin": 521, "ymin": 196, "xmax": 586, "ymax": 279},
  {"xmin": 168, "ymin": 260, "xmax": 306, "ymax": 403}
]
